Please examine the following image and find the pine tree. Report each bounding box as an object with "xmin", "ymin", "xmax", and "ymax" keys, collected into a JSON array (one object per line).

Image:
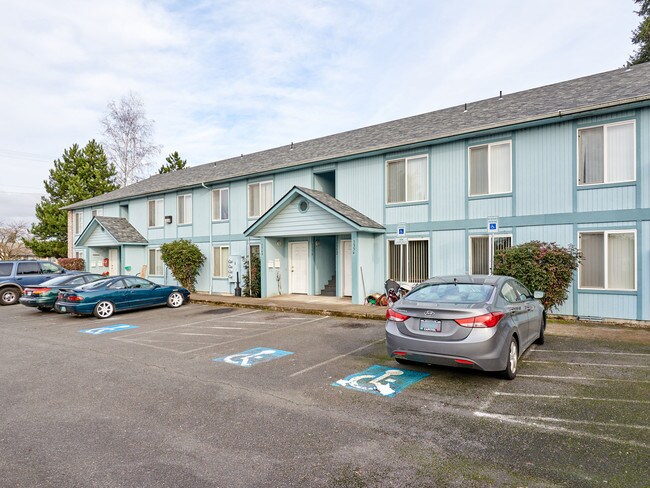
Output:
[
  {"xmin": 158, "ymin": 151, "xmax": 188, "ymax": 174},
  {"xmin": 25, "ymin": 140, "xmax": 119, "ymax": 258},
  {"xmin": 629, "ymin": 0, "xmax": 650, "ymax": 65}
]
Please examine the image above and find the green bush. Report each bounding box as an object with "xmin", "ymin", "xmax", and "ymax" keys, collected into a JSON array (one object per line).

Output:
[
  {"xmin": 159, "ymin": 239, "xmax": 206, "ymax": 292},
  {"xmin": 242, "ymin": 251, "xmax": 261, "ymax": 298},
  {"xmin": 57, "ymin": 257, "xmax": 85, "ymax": 270},
  {"xmin": 493, "ymin": 241, "xmax": 581, "ymax": 311}
]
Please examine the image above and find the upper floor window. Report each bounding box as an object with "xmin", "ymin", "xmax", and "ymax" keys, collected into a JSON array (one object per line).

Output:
[
  {"xmin": 578, "ymin": 121, "xmax": 635, "ymax": 185},
  {"xmin": 74, "ymin": 212, "xmax": 83, "ymax": 234},
  {"xmin": 148, "ymin": 199, "xmax": 163, "ymax": 228},
  {"xmin": 178, "ymin": 194, "xmax": 192, "ymax": 225},
  {"xmin": 579, "ymin": 231, "xmax": 636, "ymax": 290},
  {"xmin": 212, "ymin": 188, "xmax": 229, "ymax": 221},
  {"xmin": 386, "ymin": 155, "xmax": 428, "ymax": 204},
  {"xmin": 248, "ymin": 181, "xmax": 273, "ymax": 218},
  {"xmin": 91, "ymin": 208, "xmax": 103, "ymax": 217},
  {"xmin": 469, "ymin": 141, "xmax": 512, "ymax": 196}
]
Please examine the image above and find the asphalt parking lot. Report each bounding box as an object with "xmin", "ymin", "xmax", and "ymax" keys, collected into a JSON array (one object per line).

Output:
[{"xmin": 1, "ymin": 303, "xmax": 648, "ymax": 487}]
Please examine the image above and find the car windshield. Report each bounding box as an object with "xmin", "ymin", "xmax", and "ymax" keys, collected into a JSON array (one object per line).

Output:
[
  {"xmin": 406, "ymin": 283, "xmax": 494, "ymax": 304},
  {"xmin": 39, "ymin": 276, "xmax": 76, "ymax": 286},
  {"xmin": 77, "ymin": 278, "xmax": 111, "ymax": 290}
]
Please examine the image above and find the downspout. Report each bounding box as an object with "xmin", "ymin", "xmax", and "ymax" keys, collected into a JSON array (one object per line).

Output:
[{"xmin": 201, "ymin": 183, "xmax": 213, "ymax": 294}]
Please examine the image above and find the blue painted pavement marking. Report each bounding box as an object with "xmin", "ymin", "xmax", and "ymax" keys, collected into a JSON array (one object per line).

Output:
[
  {"xmin": 80, "ymin": 324, "xmax": 139, "ymax": 335},
  {"xmin": 213, "ymin": 347, "xmax": 293, "ymax": 368},
  {"xmin": 333, "ymin": 365, "xmax": 428, "ymax": 397}
]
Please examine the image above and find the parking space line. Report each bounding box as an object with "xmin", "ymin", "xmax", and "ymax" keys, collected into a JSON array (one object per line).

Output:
[
  {"xmin": 473, "ymin": 412, "xmax": 649, "ymax": 449},
  {"xmin": 524, "ymin": 360, "xmax": 650, "ymax": 368},
  {"xmin": 494, "ymin": 392, "xmax": 650, "ymax": 404},
  {"xmin": 289, "ymin": 338, "xmax": 385, "ymax": 377},
  {"xmin": 518, "ymin": 374, "xmax": 650, "ymax": 383},
  {"xmin": 490, "ymin": 414, "xmax": 649, "ymax": 431},
  {"xmin": 531, "ymin": 350, "xmax": 650, "ymax": 357}
]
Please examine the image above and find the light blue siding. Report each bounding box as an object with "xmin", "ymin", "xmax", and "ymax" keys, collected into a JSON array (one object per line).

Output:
[
  {"xmin": 577, "ymin": 294, "xmax": 637, "ymax": 320},
  {"xmin": 643, "ymin": 221, "xmax": 649, "ymax": 320},
  {"xmin": 468, "ymin": 197, "xmax": 512, "ymax": 219},
  {"xmin": 516, "ymin": 225, "xmax": 573, "ymax": 246},
  {"xmin": 640, "ymin": 108, "xmax": 650, "ymax": 208},
  {"xmin": 230, "ymin": 181, "xmax": 248, "ymax": 235},
  {"xmin": 577, "ymin": 221, "xmax": 636, "ymax": 230},
  {"xmin": 256, "ymin": 198, "xmax": 354, "ymax": 237},
  {"xmin": 577, "ymin": 186, "xmax": 636, "ymax": 212},
  {"xmin": 336, "ymin": 155, "xmax": 384, "ymax": 223},
  {"xmin": 386, "ymin": 204, "xmax": 428, "ymax": 225},
  {"xmin": 275, "ymin": 168, "xmax": 311, "ymax": 199},
  {"xmin": 431, "ymin": 230, "xmax": 466, "ymax": 275},
  {"xmin": 431, "ymin": 141, "xmax": 465, "ymax": 222},
  {"xmin": 104, "ymin": 203, "xmax": 119, "ymax": 216},
  {"xmin": 84, "ymin": 227, "xmax": 117, "ymax": 246}
]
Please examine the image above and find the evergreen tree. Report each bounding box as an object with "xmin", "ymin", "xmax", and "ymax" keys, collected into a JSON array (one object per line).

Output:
[
  {"xmin": 158, "ymin": 151, "xmax": 188, "ymax": 174},
  {"xmin": 25, "ymin": 140, "xmax": 119, "ymax": 258},
  {"xmin": 629, "ymin": 0, "xmax": 650, "ymax": 65}
]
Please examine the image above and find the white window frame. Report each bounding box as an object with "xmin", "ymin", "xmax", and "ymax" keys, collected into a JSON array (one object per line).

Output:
[
  {"xmin": 467, "ymin": 140, "xmax": 512, "ymax": 197},
  {"xmin": 212, "ymin": 245, "xmax": 230, "ymax": 278},
  {"xmin": 247, "ymin": 181, "xmax": 273, "ymax": 219},
  {"xmin": 177, "ymin": 193, "xmax": 192, "ymax": 225},
  {"xmin": 385, "ymin": 154, "xmax": 429, "ymax": 205},
  {"xmin": 211, "ymin": 188, "xmax": 230, "ymax": 222},
  {"xmin": 91, "ymin": 208, "xmax": 103, "ymax": 217},
  {"xmin": 148, "ymin": 198, "xmax": 164, "ymax": 228},
  {"xmin": 577, "ymin": 120, "xmax": 636, "ymax": 187},
  {"xmin": 148, "ymin": 248, "xmax": 163, "ymax": 277},
  {"xmin": 578, "ymin": 230, "xmax": 637, "ymax": 291},
  {"xmin": 74, "ymin": 212, "xmax": 83, "ymax": 235},
  {"xmin": 386, "ymin": 238, "xmax": 429, "ymax": 284},
  {"xmin": 74, "ymin": 250, "xmax": 85, "ymax": 260},
  {"xmin": 468, "ymin": 234, "xmax": 512, "ymax": 275}
]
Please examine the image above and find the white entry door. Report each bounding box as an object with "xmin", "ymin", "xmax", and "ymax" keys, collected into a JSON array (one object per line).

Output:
[
  {"xmin": 289, "ymin": 241, "xmax": 309, "ymax": 294},
  {"xmin": 341, "ymin": 240, "xmax": 352, "ymax": 297},
  {"xmin": 108, "ymin": 248, "xmax": 119, "ymax": 275}
]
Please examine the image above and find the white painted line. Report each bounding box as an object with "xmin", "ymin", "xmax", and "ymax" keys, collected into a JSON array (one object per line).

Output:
[
  {"xmin": 524, "ymin": 360, "xmax": 650, "ymax": 369},
  {"xmin": 473, "ymin": 411, "xmax": 649, "ymax": 449},
  {"xmin": 114, "ymin": 340, "xmax": 216, "ymax": 353},
  {"xmin": 494, "ymin": 392, "xmax": 650, "ymax": 404},
  {"xmin": 289, "ymin": 338, "xmax": 385, "ymax": 377},
  {"xmin": 518, "ymin": 374, "xmax": 650, "ymax": 383},
  {"xmin": 495, "ymin": 414, "xmax": 649, "ymax": 431},
  {"xmin": 532, "ymin": 350, "xmax": 650, "ymax": 357}
]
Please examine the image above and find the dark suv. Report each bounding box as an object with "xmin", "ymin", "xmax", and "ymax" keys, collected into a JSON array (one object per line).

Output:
[{"xmin": 0, "ymin": 260, "xmax": 80, "ymax": 306}]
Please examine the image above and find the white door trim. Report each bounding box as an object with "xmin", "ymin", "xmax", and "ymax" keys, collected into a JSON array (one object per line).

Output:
[
  {"xmin": 289, "ymin": 241, "xmax": 309, "ymax": 294},
  {"xmin": 108, "ymin": 248, "xmax": 119, "ymax": 276},
  {"xmin": 341, "ymin": 239, "xmax": 352, "ymax": 297}
]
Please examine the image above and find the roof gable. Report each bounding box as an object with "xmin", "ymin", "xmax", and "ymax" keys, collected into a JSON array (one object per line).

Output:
[{"xmin": 75, "ymin": 217, "xmax": 148, "ymax": 247}]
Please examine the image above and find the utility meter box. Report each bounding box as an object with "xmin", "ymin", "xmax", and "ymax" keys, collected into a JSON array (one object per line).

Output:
[{"xmin": 227, "ymin": 255, "xmax": 242, "ymax": 283}]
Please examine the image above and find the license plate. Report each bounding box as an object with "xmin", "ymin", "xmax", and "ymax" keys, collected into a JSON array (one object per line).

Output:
[
  {"xmin": 419, "ymin": 319, "xmax": 442, "ymax": 332},
  {"xmin": 59, "ymin": 306, "xmax": 66, "ymax": 312}
]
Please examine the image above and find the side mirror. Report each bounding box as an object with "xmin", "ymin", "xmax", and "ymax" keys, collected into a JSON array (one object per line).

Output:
[{"xmin": 533, "ymin": 291, "xmax": 545, "ymax": 299}]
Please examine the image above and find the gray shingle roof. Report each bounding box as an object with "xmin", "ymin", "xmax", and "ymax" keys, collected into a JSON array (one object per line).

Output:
[
  {"xmin": 296, "ymin": 187, "xmax": 384, "ymax": 230},
  {"xmin": 65, "ymin": 62, "xmax": 650, "ymax": 210},
  {"xmin": 95, "ymin": 216, "xmax": 148, "ymax": 243}
]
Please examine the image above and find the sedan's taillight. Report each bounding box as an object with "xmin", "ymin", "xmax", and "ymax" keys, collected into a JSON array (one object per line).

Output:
[
  {"xmin": 66, "ymin": 295, "xmax": 84, "ymax": 302},
  {"xmin": 386, "ymin": 308, "xmax": 410, "ymax": 322},
  {"xmin": 455, "ymin": 312, "xmax": 505, "ymax": 328},
  {"xmin": 31, "ymin": 288, "xmax": 51, "ymax": 295}
]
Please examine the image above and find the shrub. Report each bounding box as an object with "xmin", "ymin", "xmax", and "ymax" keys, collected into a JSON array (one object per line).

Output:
[
  {"xmin": 159, "ymin": 239, "xmax": 206, "ymax": 292},
  {"xmin": 242, "ymin": 251, "xmax": 261, "ymax": 298},
  {"xmin": 493, "ymin": 241, "xmax": 581, "ymax": 311},
  {"xmin": 57, "ymin": 257, "xmax": 85, "ymax": 270}
]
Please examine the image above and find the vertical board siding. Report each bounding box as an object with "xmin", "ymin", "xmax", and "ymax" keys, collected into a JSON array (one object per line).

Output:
[
  {"xmin": 577, "ymin": 186, "xmax": 636, "ymax": 212},
  {"xmin": 274, "ymin": 168, "xmax": 311, "ymax": 200},
  {"xmin": 385, "ymin": 204, "xmax": 429, "ymax": 225},
  {"xmin": 129, "ymin": 198, "xmax": 148, "ymax": 237},
  {"xmin": 578, "ymin": 110, "xmax": 636, "ymax": 126},
  {"xmin": 336, "ymin": 155, "xmax": 384, "ymax": 224},
  {"xmin": 104, "ymin": 203, "xmax": 119, "ymax": 217},
  {"xmin": 468, "ymin": 197, "xmax": 512, "ymax": 219},
  {"xmin": 577, "ymin": 221, "xmax": 636, "ymax": 230},
  {"xmin": 516, "ymin": 225, "xmax": 574, "ymax": 246},
  {"xmin": 164, "ymin": 193, "xmax": 177, "ymax": 240},
  {"xmin": 430, "ymin": 230, "xmax": 466, "ymax": 275},
  {"xmin": 431, "ymin": 141, "xmax": 465, "ymax": 221},
  {"xmin": 577, "ymin": 294, "xmax": 637, "ymax": 320},
  {"xmin": 192, "ymin": 187, "xmax": 211, "ymax": 237},
  {"xmin": 515, "ymin": 123, "xmax": 573, "ymax": 215},
  {"xmin": 230, "ymin": 181, "xmax": 248, "ymax": 235},
  {"xmin": 640, "ymin": 108, "xmax": 650, "ymax": 208},
  {"xmin": 643, "ymin": 221, "xmax": 649, "ymax": 321}
]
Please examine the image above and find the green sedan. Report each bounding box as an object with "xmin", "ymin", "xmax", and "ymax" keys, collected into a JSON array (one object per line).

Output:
[{"xmin": 19, "ymin": 273, "xmax": 103, "ymax": 312}]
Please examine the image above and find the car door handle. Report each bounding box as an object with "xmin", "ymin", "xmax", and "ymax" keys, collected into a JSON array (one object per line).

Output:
[{"xmin": 507, "ymin": 305, "xmax": 526, "ymax": 313}]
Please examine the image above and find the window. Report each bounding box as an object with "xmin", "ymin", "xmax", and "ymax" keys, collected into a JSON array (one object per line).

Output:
[
  {"xmin": 148, "ymin": 199, "xmax": 164, "ymax": 227},
  {"xmin": 125, "ymin": 277, "xmax": 155, "ymax": 289},
  {"xmin": 212, "ymin": 188, "xmax": 229, "ymax": 221},
  {"xmin": 108, "ymin": 279, "xmax": 126, "ymax": 290},
  {"xmin": 148, "ymin": 248, "xmax": 163, "ymax": 276},
  {"xmin": 91, "ymin": 208, "xmax": 103, "ymax": 217},
  {"xmin": 469, "ymin": 141, "xmax": 512, "ymax": 196},
  {"xmin": 387, "ymin": 239, "xmax": 429, "ymax": 283},
  {"xmin": 74, "ymin": 212, "xmax": 83, "ymax": 234},
  {"xmin": 74, "ymin": 251, "xmax": 84, "ymax": 260},
  {"xmin": 579, "ymin": 231, "xmax": 636, "ymax": 290},
  {"xmin": 0, "ymin": 263, "xmax": 12, "ymax": 276},
  {"xmin": 386, "ymin": 155, "xmax": 428, "ymax": 204},
  {"xmin": 248, "ymin": 181, "xmax": 273, "ymax": 218},
  {"xmin": 470, "ymin": 235, "xmax": 512, "ymax": 274},
  {"xmin": 578, "ymin": 121, "xmax": 635, "ymax": 185},
  {"xmin": 17, "ymin": 262, "xmax": 41, "ymax": 275},
  {"xmin": 41, "ymin": 262, "xmax": 62, "ymax": 274},
  {"xmin": 178, "ymin": 194, "xmax": 192, "ymax": 225},
  {"xmin": 213, "ymin": 245, "xmax": 230, "ymax": 278}
]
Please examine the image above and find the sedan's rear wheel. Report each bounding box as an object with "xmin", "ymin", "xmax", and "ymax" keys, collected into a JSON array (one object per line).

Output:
[
  {"xmin": 93, "ymin": 300, "xmax": 114, "ymax": 319},
  {"xmin": 0, "ymin": 287, "xmax": 20, "ymax": 306},
  {"xmin": 500, "ymin": 337, "xmax": 518, "ymax": 380},
  {"xmin": 167, "ymin": 292, "xmax": 184, "ymax": 308}
]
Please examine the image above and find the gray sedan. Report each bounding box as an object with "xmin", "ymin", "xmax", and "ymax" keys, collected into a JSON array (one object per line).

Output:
[{"xmin": 385, "ymin": 275, "xmax": 545, "ymax": 379}]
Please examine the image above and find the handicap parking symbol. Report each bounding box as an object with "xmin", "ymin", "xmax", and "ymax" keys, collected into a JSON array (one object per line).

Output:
[
  {"xmin": 213, "ymin": 347, "xmax": 293, "ymax": 368},
  {"xmin": 80, "ymin": 324, "xmax": 139, "ymax": 335},
  {"xmin": 333, "ymin": 365, "xmax": 428, "ymax": 397}
]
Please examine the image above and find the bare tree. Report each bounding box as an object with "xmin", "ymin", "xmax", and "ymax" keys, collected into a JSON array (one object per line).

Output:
[
  {"xmin": 101, "ymin": 92, "xmax": 161, "ymax": 187},
  {"xmin": 0, "ymin": 221, "xmax": 31, "ymax": 260}
]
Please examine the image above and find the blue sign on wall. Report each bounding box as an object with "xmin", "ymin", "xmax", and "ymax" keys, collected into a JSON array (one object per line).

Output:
[
  {"xmin": 333, "ymin": 365, "xmax": 428, "ymax": 397},
  {"xmin": 213, "ymin": 347, "xmax": 293, "ymax": 368},
  {"xmin": 80, "ymin": 324, "xmax": 139, "ymax": 335}
]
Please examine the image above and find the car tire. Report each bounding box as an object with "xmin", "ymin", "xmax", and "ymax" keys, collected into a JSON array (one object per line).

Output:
[
  {"xmin": 534, "ymin": 315, "xmax": 546, "ymax": 345},
  {"xmin": 37, "ymin": 306, "xmax": 52, "ymax": 312},
  {"xmin": 500, "ymin": 337, "xmax": 518, "ymax": 380},
  {"xmin": 167, "ymin": 292, "xmax": 184, "ymax": 308},
  {"xmin": 395, "ymin": 357, "xmax": 417, "ymax": 365},
  {"xmin": 0, "ymin": 287, "xmax": 20, "ymax": 306},
  {"xmin": 93, "ymin": 300, "xmax": 115, "ymax": 319}
]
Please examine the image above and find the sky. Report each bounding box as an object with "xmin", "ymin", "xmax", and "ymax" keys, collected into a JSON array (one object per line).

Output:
[{"xmin": 0, "ymin": 0, "xmax": 640, "ymax": 223}]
